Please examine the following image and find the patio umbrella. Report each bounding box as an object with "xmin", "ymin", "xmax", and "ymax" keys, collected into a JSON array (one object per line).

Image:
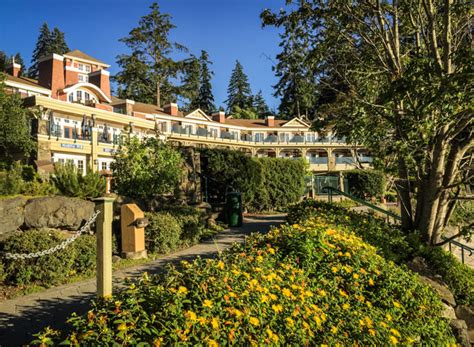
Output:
[
  {"xmin": 48, "ymin": 112, "xmax": 55, "ymax": 136},
  {"xmin": 103, "ymin": 123, "xmax": 109, "ymax": 142},
  {"xmin": 81, "ymin": 114, "xmax": 88, "ymax": 139}
]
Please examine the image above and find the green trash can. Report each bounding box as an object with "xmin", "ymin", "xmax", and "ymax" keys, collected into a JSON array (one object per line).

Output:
[{"xmin": 226, "ymin": 191, "xmax": 243, "ymax": 227}]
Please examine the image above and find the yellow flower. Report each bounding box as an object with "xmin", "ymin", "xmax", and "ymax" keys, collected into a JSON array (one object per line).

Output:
[
  {"xmin": 268, "ymin": 247, "xmax": 275, "ymax": 254},
  {"xmin": 256, "ymin": 255, "xmax": 263, "ymax": 262},
  {"xmin": 342, "ymin": 303, "xmax": 350, "ymax": 310},
  {"xmin": 260, "ymin": 295, "xmax": 269, "ymax": 303},
  {"xmin": 368, "ymin": 278, "xmax": 375, "ymax": 286},
  {"xmin": 389, "ymin": 335, "xmax": 399, "ymax": 345},
  {"xmin": 228, "ymin": 292, "xmax": 237, "ymax": 298},
  {"xmin": 249, "ymin": 317, "xmax": 260, "ymax": 326},
  {"xmin": 198, "ymin": 316, "xmax": 207, "ymax": 325},
  {"xmin": 368, "ymin": 329, "xmax": 376, "ymax": 336},
  {"xmin": 269, "ymin": 293, "xmax": 278, "ymax": 301},
  {"xmin": 216, "ymin": 261, "xmax": 225, "ymax": 270},
  {"xmin": 286, "ymin": 317, "xmax": 295, "ymax": 327},
  {"xmin": 282, "ymin": 288, "xmax": 292, "ymax": 297},
  {"xmin": 318, "ymin": 289, "xmax": 327, "ymax": 297},
  {"xmin": 178, "ymin": 286, "xmax": 188, "ymax": 294},
  {"xmin": 390, "ymin": 328, "xmax": 401, "ymax": 337},
  {"xmin": 331, "ymin": 326, "xmax": 338, "ymax": 334},
  {"xmin": 208, "ymin": 339, "xmax": 218, "ymax": 347},
  {"xmin": 353, "ymin": 273, "xmax": 359, "ymax": 279},
  {"xmin": 203, "ymin": 300, "xmax": 213, "ymax": 308},
  {"xmin": 380, "ymin": 322, "xmax": 387, "ymax": 328},
  {"xmin": 339, "ymin": 289, "xmax": 348, "ymax": 297},
  {"xmin": 185, "ymin": 310, "xmax": 197, "ymax": 322},
  {"xmin": 272, "ymin": 304, "xmax": 283, "ymax": 313},
  {"xmin": 386, "ymin": 313, "xmax": 392, "ymax": 321},
  {"xmin": 211, "ymin": 317, "xmax": 219, "ymax": 330},
  {"xmin": 331, "ymin": 266, "xmax": 338, "ymax": 273},
  {"xmin": 393, "ymin": 301, "xmax": 401, "ymax": 308},
  {"xmin": 117, "ymin": 323, "xmax": 127, "ymax": 331}
]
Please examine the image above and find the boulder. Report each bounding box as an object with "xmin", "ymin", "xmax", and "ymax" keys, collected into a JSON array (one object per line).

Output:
[
  {"xmin": 455, "ymin": 305, "xmax": 474, "ymax": 342},
  {"xmin": 407, "ymin": 256, "xmax": 430, "ymax": 275},
  {"xmin": 442, "ymin": 303, "xmax": 457, "ymax": 320},
  {"xmin": 419, "ymin": 275, "xmax": 456, "ymax": 307},
  {"xmin": 24, "ymin": 196, "xmax": 95, "ymax": 230},
  {"xmin": 449, "ymin": 319, "xmax": 470, "ymax": 347},
  {"xmin": 0, "ymin": 197, "xmax": 26, "ymax": 235}
]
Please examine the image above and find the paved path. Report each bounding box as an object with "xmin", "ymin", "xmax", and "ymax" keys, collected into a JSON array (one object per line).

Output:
[{"xmin": 0, "ymin": 215, "xmax": 285, "ymax": 346}]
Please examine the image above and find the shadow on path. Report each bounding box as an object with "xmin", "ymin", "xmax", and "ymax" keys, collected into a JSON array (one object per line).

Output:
[{"xmin": 0, "ymin": 215, "xmax": 285, "ymax": 346}]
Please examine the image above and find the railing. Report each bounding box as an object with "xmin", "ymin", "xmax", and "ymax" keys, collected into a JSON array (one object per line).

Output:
[
  {"xmin": 335, "ymin": 157, "xmax": 355, "ymax": 164},
  {"xmin": 308, "ymin": 157, "xmax": 329, "ymax": 164},
  {"xmin": 323, "ymin": 186, "xmax": 473, "ymax": 265}
]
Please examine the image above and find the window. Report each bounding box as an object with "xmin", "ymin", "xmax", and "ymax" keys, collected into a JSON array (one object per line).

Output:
[
  {"xmin": 76, "ymin": 90, "xmax": 82, "ymax": 101},
  {"xmin": 78, "ymin": 74, "xmax": 88, "ymax": 83},
  {"xmin": 68, "ymin": 93, "xmax": 73, "ymax": 102},
  {"xmin": 84, "ymin": 92, "xmax": 90, "ymax": 101},
  {"xmin": 254, "ymin": 133, "xmax": 264, "ymax": 142},
  {"xmin": 78, "ymin": 63, "xmax": 84, "ymax": 71},
  {"xmin": 58, "ymin": 158, "xmax": 65, "ymax": 164},
  {"xmin": 85, "ymin": 65, "xmax": 91, "ymax": 72},
  {"xmin": 101, "ymin": 162, "xmax": 108, "ymax": 171},
  {"xmin": 64, "ymin": 127, "xmax": 71, "ymax": 139},
  {"xmin": 77, "ymin": 160, "xmax": 84, "ymax": 173},
  {"xmin": 279, "ymin": 133, "xmax": 290, "ymax": 142}
]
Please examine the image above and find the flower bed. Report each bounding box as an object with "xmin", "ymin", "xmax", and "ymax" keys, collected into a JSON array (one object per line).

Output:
[{"xmin": 33, "ymin": 218, "xmax": 454, "ymax": 345}]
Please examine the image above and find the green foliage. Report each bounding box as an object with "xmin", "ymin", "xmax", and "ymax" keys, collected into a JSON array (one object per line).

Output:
[
  {"xmin": 195, "ymin": 50, "xmax": 215, "ymax": 114},
  {"xmin": 114, "ymin": 2, "xmax": 187, "ymax": 106},
  {"xmin": 0, "ymin": 77, "xmax": 36, "ymax": 161},
  {"xmin": 112, "ymin": 137, "xmax": 184, "ymax": 201},
  {"xmin": 161, "ymin": 205, "xmax": 207, "ymax": 246},
  {"xmin": 0, "ymin": 231, "xmax": 95, "ymax": 287},
  {"xmin": 34, "ymin": 216, "xmax": 454, "ymax": 345},
  {"xmin": 225, "ymin": 60, "xmax": 253, "ymax": 113},
  {"xmin": 0, "ymin": 161, "xmax": 56, "ymax": 196},
  {"xmin": 200, "ymin": 148, "xmax": 306, "ymax": 212},
  {"xmin": 144, "ymin": 212, "xmax": 182, "ymax": 254},
  {"xmin": 419, "ymin": 246, "xmax": 474, "ymax": 306},
  {"xmin": 28, "ymin": 23, "xmax": 69, "ymax": 78},
  {"xmin": 231, "ymin": 106, "xmax": 258, "ymax": 120},
  {"xmin": 345, "ymin": 170, "xmax": 385, "ymax": 200},
  {"xmin": 51, "ymin": 162, "xmax": 105, "ymax": 199}
]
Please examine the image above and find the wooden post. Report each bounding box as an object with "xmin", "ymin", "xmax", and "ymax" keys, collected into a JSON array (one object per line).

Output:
[{"xmin": 94, "ymin": 197, "xmax": 115, "ymax": 298}]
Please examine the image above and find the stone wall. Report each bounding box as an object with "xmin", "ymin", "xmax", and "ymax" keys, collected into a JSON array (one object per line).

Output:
[{"xmin": 0, "ymin": 196, "xmax": 95, "ymax": 235}]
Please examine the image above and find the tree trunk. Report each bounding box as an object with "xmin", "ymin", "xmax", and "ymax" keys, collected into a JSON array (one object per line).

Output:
[
  {"xmin": 396, "ymin": 157, "xmax": 413, "ymax": 231},
  {"xmin": 156, "ymin": 82, "xmax": 161, "ymax": 108}
]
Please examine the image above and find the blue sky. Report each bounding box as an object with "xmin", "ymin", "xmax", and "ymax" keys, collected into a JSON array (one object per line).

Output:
[{"xmin": 0, "ymin": 0, "xmax": 284, "ymax": 110}]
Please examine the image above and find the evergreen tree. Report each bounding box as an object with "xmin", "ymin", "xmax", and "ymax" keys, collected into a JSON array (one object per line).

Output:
[
  {"xmin": 225, "ymin": 60, "xmax": 253, "ymax": 113},
  {"xmin": 28, "ymin": 23, "xmax": 69, "ymax": 78},
  {"xmin": 0, "ymin": 51, "xmax": 7, "ymax": 72},
  {"xmin": 271, "ymin": 22, "xmax": 316, "ymax": 119},
  {"xmin": 194, "ymin": 50, "xmax": 215, "ymax": 114},
  {"xmin": 28, "ymin": 23, "xmax": 52, "ymax": 78},
  {"xmin": 114, "ymin": 2, "xmax": 187, "ymax": 106},
  {"xmin": 50, "ymin": 27, "xmax": 70, "ymax": 55},
  {"xmin": 253, "ymin": 90, "xmax": 270, "ymax": 116},
  {"xmin": 180, "ymin": 55, "xmax": 200, "ymax": 111}
]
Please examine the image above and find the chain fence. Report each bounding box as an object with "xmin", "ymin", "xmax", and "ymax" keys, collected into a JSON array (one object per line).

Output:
[{"xmin": 1, "ymin": 210, "xmax": 100, "ymax": 260}]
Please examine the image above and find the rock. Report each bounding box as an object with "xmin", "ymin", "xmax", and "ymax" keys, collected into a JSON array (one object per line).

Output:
[
  {"xmin": 419, "ymin": 275, "xmax": 456, "ymax": 307},
  {"xmin": 112, "ymin": 255, "xmax": 121, "ymax": 263},
  {"xmin": 442, "ymin": 303, "xmax": 457, "ymax": 320},
  {"xmin": 24, "ymin": 196, "xmax": 95, "ymax": 230},
  {"xmin": 455, "ymin": 306, "xmax": 474, "ymax": 343},
  {"xmin": 407, "ymin": 256, "xmax": 430, "ymax": 275},
  {"xmin": 450, "ymin": 319, "xmax": 470, "ymax": 347},
  {"xmin": 0, "ymin": 197, "xmax": 26, "ymax": 234}
]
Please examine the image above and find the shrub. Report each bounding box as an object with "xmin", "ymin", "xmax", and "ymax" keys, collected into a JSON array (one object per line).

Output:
[
  {"xmin": 0, "ymin": 230, "xmax": 96, "ymax": 287},
  {"xmin": 51, "ymin": 162, "xmax": 105, "ymax": 199},
  {"xmin": 345, "ymin": 169, "xmax": 385, "ymax": 200},
  {"xmin": 0, "ymin": 161, "xmax": 26, "ymax": 195},
  {"xmin": 144, "ymin": 212, "xmax": 182, "ymax": 254},
  {"xmin": 112, "ymin": 138, "xmax": 184, "ymax": 201},
  {"xmin": 199, "ymin": 148, "xmax": 306, "ymax": 212},
  {"xmin": 33, "ymin": 217, "xmax": 454, "ymax": 345},
  {"xmin": 161, "ymin": 205, "xmax": 207, "ymax": 246},
  {"xmin": 0, "ymin": 162, "xmax": 57, "ymax": 197},
  {"xmin": 419, "ymin": 246, "xmax": 474, "ymax": 306}
]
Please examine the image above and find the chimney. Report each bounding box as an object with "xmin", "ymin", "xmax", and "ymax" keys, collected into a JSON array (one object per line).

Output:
[
  {"xmin": 164, "ymin": 103, "xmax": 179, "ymax": 116},
  {"xmin": 89, "ymin": 69, "xmax": 111, "ymax": 99},
  {"xmin": 38, "ymin": 54, "xmax": 65, "ymax": 99},
  {"xmin": 6, "ymin": 61, "xmax": 21, "ymax": 77},
  {"xmin": 125, "ymin": 99, "xmax": 135, "ymax": 116},
  {"xmin": 265, "ymin": 115, "xmax": 275, "ymax": 127},
  {"xmin": 212, "ymin": 111, "xmax": 226, "ymax": 123}
]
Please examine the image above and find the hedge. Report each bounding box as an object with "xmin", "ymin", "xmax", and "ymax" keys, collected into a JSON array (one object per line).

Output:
[
  {"xmin": 287, "ymin": 199, "xmax": 474, "ymax": 306},
  {"xmin": 345, "ymin": 169, "xmax": 385, "ymax": 200},
  {"xmin": 32, "ymin": 216, "xmax": 454, "ymax": 345},
  {"xmin": 199, "ymin": 148, "xmax": 306, "ymax": 212}
]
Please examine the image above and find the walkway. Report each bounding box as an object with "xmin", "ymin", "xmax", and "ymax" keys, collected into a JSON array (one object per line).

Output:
[{"xmin": 0, "ymin": 214, "xmax": 285, "ymax": 346}]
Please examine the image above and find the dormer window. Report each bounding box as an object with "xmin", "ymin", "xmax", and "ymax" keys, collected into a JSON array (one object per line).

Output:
[
  {"xmin": 85, "ymin": 65, "xmax": 91, "ymax": 73},
  {"xmin": 78, "ymin": 63, "xmax": 84, "ymax": 71},
  {"xmin": 76, "ymin": 90, "xmax": 82, "ymax": 101}
]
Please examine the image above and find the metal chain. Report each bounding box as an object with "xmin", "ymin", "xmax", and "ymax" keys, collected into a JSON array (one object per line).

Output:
[{"xmin": 2, "ymin": 210, "xmax": 101, "ymax": 260}]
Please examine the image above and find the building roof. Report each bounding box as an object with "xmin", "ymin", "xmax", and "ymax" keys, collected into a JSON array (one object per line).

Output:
[
  {"xmin": 132, "ymin": 101, "xmax": 182, "ymax": 117},
  {"xmin": 4, "ymin": 74, "xmax": 51, "ymax": 92},
  {"xmin": 225, "ymin": 118, "xmax": 291, "ymax": 128},
  {"xmin": 64, "ymin": 50, "xmax": 109, "ymax": 66}
]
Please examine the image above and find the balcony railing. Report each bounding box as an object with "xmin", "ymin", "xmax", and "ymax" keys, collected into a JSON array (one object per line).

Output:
[
  {"xmin": 336, "ymin": 157, "xmax": 355, "ymax": 164},
  {"xmin": 308, "ymin": 157, "xmax": 329, "ymax": 164}
]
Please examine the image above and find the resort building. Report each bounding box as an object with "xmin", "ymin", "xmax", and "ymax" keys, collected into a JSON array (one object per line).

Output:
[{"xmin": 2, "ymin": 50, "xmax": 372, "ymax": 178}]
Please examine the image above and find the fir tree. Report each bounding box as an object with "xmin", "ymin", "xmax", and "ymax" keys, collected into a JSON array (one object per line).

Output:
[
  {"xmin": 195, "ymin": 50, "xmax": 215, "ymax": 114},
  {"xmin": 253, "ymin": 90, "xmax": 270, "ymax": 116},
  {"xmin": 50, "ymin": 27, "xmax": 70, "ymax": 55},
  {"xmin": 28, "ymin": 23, "xmax": 69, "ymax": 78},
  {"xmin": 114, "ymin": 2, "xmax": 187, "ymax": 106},
  {"xmin": 180, "ymin": 55, "xmax": 200, "ymax": 111},
  {"xmin": 28, "ymin": 23, "xmax": 53, "ymax": 78},
  {"xmin": 0, "ymin": 51, "xmax": 7, "ymax": 72},
  {"xmin": 225, "ymin": 60, "xmax": 253, "ymax": 113}
]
